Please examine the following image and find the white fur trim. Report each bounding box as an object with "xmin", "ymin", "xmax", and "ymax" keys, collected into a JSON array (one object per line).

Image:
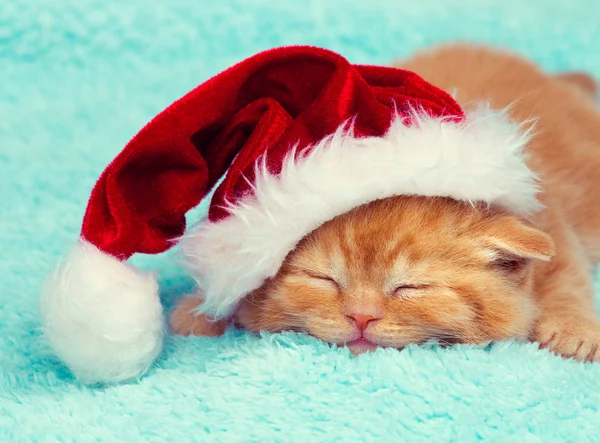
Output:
[
  {"xmin": 41, "ymin": 240, "xmax": 164, "ymax": 384},
  {"xmin": 181, "ymin": 106, "xmax": 539, "ymax": 318}
]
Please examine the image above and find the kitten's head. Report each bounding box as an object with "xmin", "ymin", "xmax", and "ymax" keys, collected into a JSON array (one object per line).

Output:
[{"xmin": 235, "ymin": 196, "xmax": 555, "ymax": 353}]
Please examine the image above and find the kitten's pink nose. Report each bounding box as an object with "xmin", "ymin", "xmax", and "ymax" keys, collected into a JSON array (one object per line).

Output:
[{"xmin": 346, "ymin": 313, "xmax": 381, "ymax": 331}]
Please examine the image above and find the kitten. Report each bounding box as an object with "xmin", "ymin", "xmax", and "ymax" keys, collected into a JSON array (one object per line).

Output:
[{"xmin": 170, "ymin": 44, "xmax": 600, "ymax": 363}]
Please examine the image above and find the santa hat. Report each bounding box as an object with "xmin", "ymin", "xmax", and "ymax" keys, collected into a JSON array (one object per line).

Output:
[{"xmin": 41, "ymin": 46, "xmax": 539, "ymax": 384}]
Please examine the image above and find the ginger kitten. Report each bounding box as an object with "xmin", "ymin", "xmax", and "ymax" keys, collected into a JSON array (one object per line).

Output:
[{"xmin": 171, "ymin": 44, "xmax": 600, "ymax": 363}]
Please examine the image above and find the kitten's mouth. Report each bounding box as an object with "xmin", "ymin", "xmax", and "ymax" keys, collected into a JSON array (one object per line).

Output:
[{"xmin": 346, "ymin": 337, "xmax": 379, "ymax": 354}]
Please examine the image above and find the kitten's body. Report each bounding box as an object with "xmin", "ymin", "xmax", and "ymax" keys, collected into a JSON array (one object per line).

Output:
[{"xmin": 171, "ymin": 44, "xmax": 600, "ymax": 362}]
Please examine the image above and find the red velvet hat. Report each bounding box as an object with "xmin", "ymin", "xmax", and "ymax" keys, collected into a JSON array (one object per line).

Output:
[{"xmin": 41, "ymin": 46, "xmax": 539, "ymax": 383}]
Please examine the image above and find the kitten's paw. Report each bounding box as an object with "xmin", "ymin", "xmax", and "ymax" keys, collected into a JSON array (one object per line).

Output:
[
  {"xmin": 532, "ymin": 314, "xmax": 600, "ymax": 363},
  {"xmin": 169, "ymin": 295, "xmax": 228, "ymax": 337}
]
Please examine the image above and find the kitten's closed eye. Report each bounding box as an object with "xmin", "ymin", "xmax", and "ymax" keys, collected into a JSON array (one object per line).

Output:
[
  {"xmin": 391, "ymin": 284, "xmax": 431, "ymax": 299},
  {"xmin": 302, "ymin": 271, "xmax": 342, "ymax": 291}
]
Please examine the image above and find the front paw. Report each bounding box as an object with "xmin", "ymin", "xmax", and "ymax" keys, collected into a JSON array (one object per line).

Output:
[
  {"xmin": 532, "ymin": 314, "xmax": 600, "ymax": 363},
  {"xmin": 169, "ymin": 295, "xmax": 228, "ymax": 337}
]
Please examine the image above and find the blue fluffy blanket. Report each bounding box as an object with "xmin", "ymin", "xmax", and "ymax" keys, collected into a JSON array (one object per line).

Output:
[{"xmin": 2, "ymin": 0, "xmax": 599, "ymax": 440}]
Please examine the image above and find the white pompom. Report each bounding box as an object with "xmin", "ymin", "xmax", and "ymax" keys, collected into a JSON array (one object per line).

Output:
[{"xmin": 41, "ymin": 240, "xmax": 164, "ymax": 384}]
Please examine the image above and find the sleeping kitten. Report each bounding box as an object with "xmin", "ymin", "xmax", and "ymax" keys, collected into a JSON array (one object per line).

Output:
[{"xmin": 170, "ymin": 44, "xmax": 600, "ymax": 363}]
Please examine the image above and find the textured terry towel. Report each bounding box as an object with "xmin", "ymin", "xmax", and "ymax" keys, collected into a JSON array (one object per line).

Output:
[{"xmin": 2, "ymin": 0, "xmax": 600, "ymax": 441}]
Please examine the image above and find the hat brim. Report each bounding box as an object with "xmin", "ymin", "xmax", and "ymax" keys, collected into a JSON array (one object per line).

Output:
[{"xmin": 181, "ymin": 106, "xmax": 539, "ymax": 318}]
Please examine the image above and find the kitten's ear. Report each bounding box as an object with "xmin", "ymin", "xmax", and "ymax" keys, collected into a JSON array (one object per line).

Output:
[{"xmin": 479, "ymin": 217, "xmax": 556, "ymax": 271}]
